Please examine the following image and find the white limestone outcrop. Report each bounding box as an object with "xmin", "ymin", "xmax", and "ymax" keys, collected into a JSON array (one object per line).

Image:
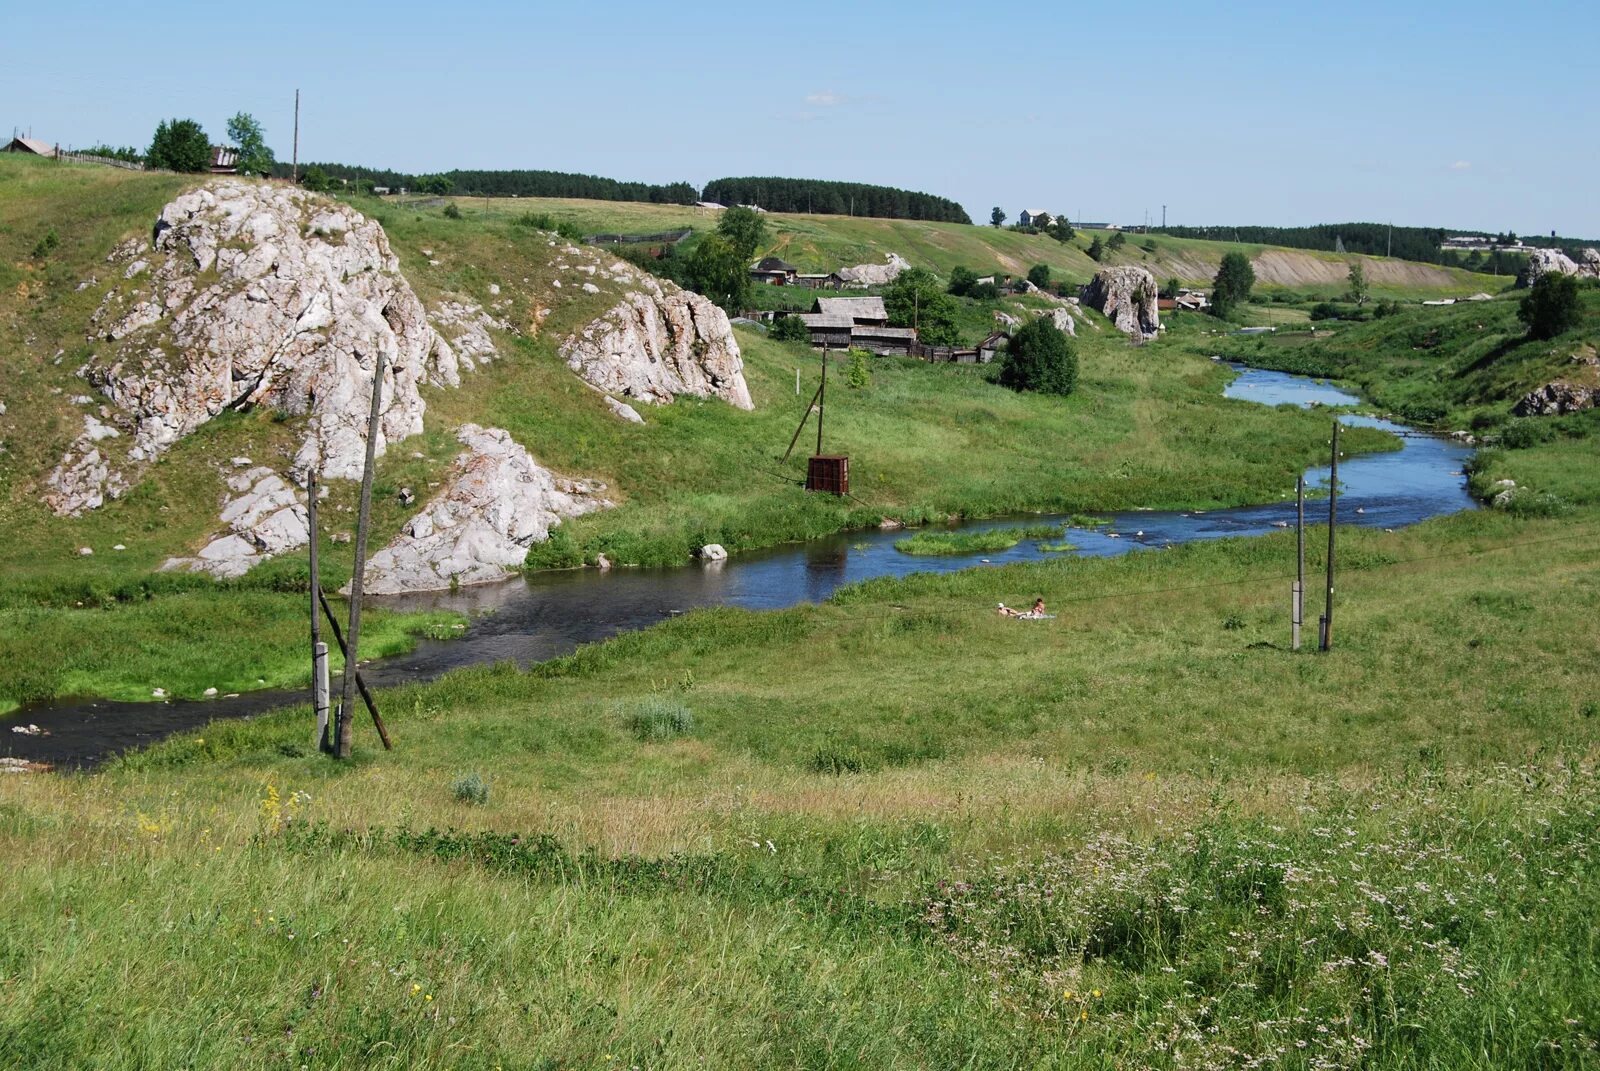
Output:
[
  {"xmin": 1081, "ymin": 267, "xmax": 1161, "ymax": 339},
  {"xmin": 358, "ymin": 424, "xmax": 610, "ymax": 595}
]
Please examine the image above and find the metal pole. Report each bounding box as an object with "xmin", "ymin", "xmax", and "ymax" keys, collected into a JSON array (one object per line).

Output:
[
  {"xmin": 1320, "ymin": 422, "xmax": 1339, "ymax": 652},
  {"xmin": 1293, "ymin": 474, "xmax": 1304, "ymax": 651},
  {"xmin": 308, "ymin": 465, "xmax": 328, "ymax": 750},
  {"xmin": 313, "ymin": 642, "xmax": 330, "ymax": 749},
  {"xmin": 336, "ymin": 349, "xmax": 386, "ymax": 758}
]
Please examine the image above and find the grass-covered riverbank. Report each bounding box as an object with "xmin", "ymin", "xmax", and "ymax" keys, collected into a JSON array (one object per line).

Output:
[{"xmin": 1, "ymin": 508, "xmax": 1596, "ymax": 1067}]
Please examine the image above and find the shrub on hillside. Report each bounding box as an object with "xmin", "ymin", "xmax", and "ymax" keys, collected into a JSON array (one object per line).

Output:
[
  {"xmin": 442, "ymin": 202, "xmax": 462, "ymax": 220},
  {"xmin": 1027, "ymin": 264, "xmax": 1051, "ymax": 289},
  {"xmin": 1518, "ymin": 273, "xmax": 1581, "ymax": 340},
  {"xmin": 450, "ymin": 772, "xmax": 490, "ymax": 805},
  {"xmin": 999, "ymin": 317, "xmax": 1077, "ymax": 396},
  {"xmin": 622, "ymin": 697, "xmax": 695, "ymax": 741},
  {"xmin": 770, "ymin": 315, "xmax": 810, "ymax": 343},
  {"xmin": 146, "ymin": 118, "xmax": 210, "ymax": 172},
  {"xmin": 846, "ymin": 350, "xmax": 871, "ymax": 389},
  {"xmin": 969, "ymin": 281, "xmax": 1000, "ymax": 300},
  {"xmin": 30, "ymin": 228, "xmax": 59, "ymax": 260},
  {"xmin": 948, "ymin": 266, "xmax": 978, "ymax": 296},
  {"xmin": 1210, "ymin": 252, "xmax": 1256, "ymax": 319}
]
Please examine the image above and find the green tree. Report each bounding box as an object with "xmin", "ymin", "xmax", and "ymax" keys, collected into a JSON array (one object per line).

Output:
[
  {"xmin": 686, "ymin": 233, "xmax": 749, "ymax": 312},
  {"xmin": 417, "ymin": 174, "xmax": 455, "ymax": 195},
  {"xmin": 1048, "ymin": 217, "xmax": 1076, "ymax": 243},
  {"xmin": 225, "ymin": 112, "xmax": 274, "ymax": 176},
  {"xmin": 1346, "ymin": 260, "xmax": 1369, "ymax": 305},
  {"xmin": 1518, "ymin": 273, "xmax": 1581, "ymax": 340},
  {"xmin": 770, "ymin": 315, "xmax": 810, "ymax": 344},
  {"xmin": 999, "ymin": 317, "xmax": 1077, "ymax": 396},
  {"xmin": 300, "ymin": 166, "xmax": 333, "ymax": 192},
  {"xmin": 1107, "ymin": 231, "xmax": 1127, "ymax": 252},
  {"xmin": 1027, "ymin": 264, "xmax": 1052, "ymax": 289},
  {"xmin": 947, "ymin": 266, "xmax": 979, "ymax": 297},
  {"xmin": 146, "ymin": 118, "xmax": 210, "ymax": 172},
  {"xmin": 1211, "ymin": 251, "xmax": 1256, "ymax": 318},
  {"xmin": 717, "ymin": 206, "xmax": 768, "ymax": 262},
  {"xmin": 990, "ymin": 207, "xmax": 1007, "ymax": 228},
  {"xmin": 1087, "ymin": 235, "xmax": 1105, "ymax": 262},
  {"xmin": 885, "ymin": 268, "xmax": 960, "ymax": 346},
  {"xmin": 1160, "ymin": 278, "xmax": 1181, "ymax": 300}
]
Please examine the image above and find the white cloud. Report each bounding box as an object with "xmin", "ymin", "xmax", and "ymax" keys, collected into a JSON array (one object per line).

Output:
[
  {"xmin": 804, "ymin": 90, "xmax": 849, "ymax": 107},
  {"xmin": 1450, "ymin": 160, "xmax": 1472, "ymax": 171}
]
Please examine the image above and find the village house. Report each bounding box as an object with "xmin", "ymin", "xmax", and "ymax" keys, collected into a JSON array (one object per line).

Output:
[
  {"xmin": 4, "ymin": 136, "xmax": 56, "ymax": 157},
  {"xmin": 209, "ymin": 146, "xmax": 239, "ymax": 174},
  {"xmin": 750, "ymin": 256, "xmax": 798, "ymax": 286},
  {"xmin": 794, "ymin": 295, "xmax": 918, "ymax": 354},
  {"xmin": 1018, "ymin": 208, "xmax": 1053, "ymax": 228}
]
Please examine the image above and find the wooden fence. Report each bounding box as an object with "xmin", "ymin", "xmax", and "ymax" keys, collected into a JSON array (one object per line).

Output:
[{"xmin": 57, "ymin": 151, "xmax": 145, "ymax": 171}]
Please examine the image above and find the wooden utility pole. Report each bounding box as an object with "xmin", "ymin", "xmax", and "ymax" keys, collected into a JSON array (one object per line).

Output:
[
  {"xmin": 815, "ymin": 346, "xmax": 827, "ymax": 457},
  {"xmin": 292, "ymin": 89, "xmax": 300, "ymax": 184},
  {"xmin": 1319, "ymin": 422, "xmax": 1340, "ymax": 652},
  {"xmin": 1293, "ymin": 474, "xmax": 1305, "ymax": 651},
  {"xmin": 308, "ymin": 467, "xmax": 331, "ymax": 751},
  {"xmin": 335, "ymin": 351, "xmax": 386, "ymax": 758}
]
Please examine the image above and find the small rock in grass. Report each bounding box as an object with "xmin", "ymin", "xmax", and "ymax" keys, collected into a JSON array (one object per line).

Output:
[
  {"xmin": 699, "ymin": 544, "xmax": 728, "ymax": 562},
  {"xmin": 152, "ymin": 688, "xmax": 166, "ymax": 698},
  {"xmin": 113, "ymin": 543, "xmax": 127, "ymax": 550},
  {"xmin": 78, "ymin": 546, "xmax": 93, "ymax": 556},
  {"xmin": 203, "ymin": 687, "xmax": 218, "ymax": 697}
]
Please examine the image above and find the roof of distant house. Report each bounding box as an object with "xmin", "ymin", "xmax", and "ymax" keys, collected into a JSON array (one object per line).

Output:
[
  {"xmin": 1021, "ymin": 208, "xmax": 1052, "ymax": 219},
  {"xmin": 210, "ymin": 145, "xmax": 239, "ymax": 170},
  {"xmin": 5, "ymin": 136, "xmax": 55, "ymax": 156},
  {"xmin": 797, "ymin": 313, "xmax": 855, "ymax": 329},
  {"xmin": 814, "ymin": 296, "xmax": 887, "ymax": 321},
  {"xmin": 753, "ymin": 256, "xmax": 797, "ymax": 273}
]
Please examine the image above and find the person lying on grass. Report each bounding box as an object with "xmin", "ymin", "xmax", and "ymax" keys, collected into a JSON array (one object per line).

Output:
[{"xmin": 997, "ymin": 597, "xmax": 1051, "ymax": 619}]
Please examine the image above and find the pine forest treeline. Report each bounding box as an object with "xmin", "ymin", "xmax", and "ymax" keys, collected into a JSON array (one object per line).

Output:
[
  {"xmin": 269, "ymin": 163, "xmax": 698, "ymax": 204},
  {"xmin": 701, "ymin": 177, "xmax": 972, "ymax": 223}
]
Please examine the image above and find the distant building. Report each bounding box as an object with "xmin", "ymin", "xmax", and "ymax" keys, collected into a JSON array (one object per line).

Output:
[
  {"xmin": 1018, "ymin": 208, "xmax": 1053, "ymax": 228},
  {"xmin": 813, "ymin": 296, "xmax": 888, "ymax": 326},
  {"xmin": 4, "ymin": 136, "xmax": 56, "ymax": 157},
  {"xmin": 794, "ymin": 272, "xmax": 845, "ymax": 291},
  {"xmin": 209, "ymin": 146, "xmax": 239, "ymax": 174},
  {"xmin": 751, "ymin": 256, "xmax": 798, "ymax": 286},
  {"xmin": 695, "ymin": 201, "xmax": 725, "ymax": 211},
  {"xmin": 796, "ymin": 295, "xmax": 904, "ymax": 350},
  {"xmin": 372, "ymin": 186, "xmax": 391, "ymax": 195}
]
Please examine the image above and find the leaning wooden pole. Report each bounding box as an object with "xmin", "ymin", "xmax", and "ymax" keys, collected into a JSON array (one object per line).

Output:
[
  {"xmin": 816, "ymin": 345, "xmax": 828, "ymax": 457},
  {"xmin": 336, "ymin": 350, "xmax": 387, "ymax": 758},
  {"xmin": 317, "ymin": 587, "xmax": 391, "ymax": 749},
  {"xmin": 1320, "ymin": 422, "xmax": 1340, "ymax": 652}
]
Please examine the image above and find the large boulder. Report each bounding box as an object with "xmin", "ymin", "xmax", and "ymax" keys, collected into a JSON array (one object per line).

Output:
[
  {"xmin": 560, "ymin": 282, "xmax": 752, "ymax": 410},
  {"xmin": 160, "ymin": 466, "xmax": 310, "ymax": 579},
  {"xmin": 47, "ymin": 181, "xmax": 458, "ymax": 516},
  {"xmin": 1519, "ymin": 247, "xmax": 1600, "ymax": 288},
  {"xmin": 357, "ymin": 424, "xmax": 610, "ymax": 595},
  {"xmin": 837, "ymin": 252, "xmax": 910, "ymax": 287},
  {"xmin": 1080, "ymin": 267, "xmax": 1160, "ymax": 338}
]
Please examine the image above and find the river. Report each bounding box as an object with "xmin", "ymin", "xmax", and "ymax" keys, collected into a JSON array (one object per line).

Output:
[{"xmin": 4, "ymin": 366, "xmax": 1477, "ymax": 768}]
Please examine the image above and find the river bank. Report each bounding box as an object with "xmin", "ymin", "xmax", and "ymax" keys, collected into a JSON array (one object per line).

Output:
[{"xmin": 2, "ymin": 367, "xmax": 1474, "ymax": 768}]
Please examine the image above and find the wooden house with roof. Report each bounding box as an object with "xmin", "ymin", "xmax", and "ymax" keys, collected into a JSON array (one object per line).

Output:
[
  {"xmin": 4, "ymin": 136, "xmax": 56, "ymax": 158},
  {"xmin": 750, "ymin": 256, "xmax": 798, "ymax": 286}
]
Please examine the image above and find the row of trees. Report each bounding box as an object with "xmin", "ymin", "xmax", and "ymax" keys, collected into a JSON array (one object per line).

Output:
[
  {"xmin": 266, "ymin": 162, "xmax": 697, "ymax": 203},
  {"xmin": 702, "ymin": 177, "xmax": 970, "ymax": 224}
]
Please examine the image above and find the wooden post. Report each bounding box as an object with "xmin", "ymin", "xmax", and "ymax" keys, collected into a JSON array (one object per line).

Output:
[
  {"xmin": 1293, "ymin": 474, "xmax": 1304, "ymax": 651},
  {"xmin": 781, "ymin": 382, "xmax": 824, "ymax": 463},
  {"xmin": 336, "ymin": 350, "xmax": 386, "ymax": 758},
  {"xmin": 291, "ymin": 88, "xmax": 300, "ymax": 184},
  {"xmin": 816, "ymin": 346, "xmax": 827, "ymax": 457},
  {"xmin": 1320, "ymin": 421, "xmax": 1339, "ymax": 652}
]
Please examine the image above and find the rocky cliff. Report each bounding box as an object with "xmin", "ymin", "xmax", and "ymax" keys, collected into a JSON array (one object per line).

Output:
[
  {"xmin": 1081, "ymin": 267, "xmax": 1160, "ymax": 338},
  {"xmin": 560, "ymin": 280, "xmax": 752, "ymax": 411},
  {"xmin": 47, "ymin": 181, "xmax": 459, "ymax": 516},
  {"xmin": 359, "ymin": 424, "xmax": 610, "ymax": 595}
]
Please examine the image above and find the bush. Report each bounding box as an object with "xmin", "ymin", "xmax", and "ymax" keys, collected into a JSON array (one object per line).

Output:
[
  {"xmin": 1027, "ymin": 264, "xmax": 1051, "ymax": 289},
  {"xmin": 999, "ymin": 317, "xmax": 1077, "ymax": 396},
  {"xmin": 30, "ymin": 228, "xmax": 59, "ymax": 260},
  {"xmin": 770, "ymin": 315, "xmax": 810, "ymax": 344},
  {"xmin": 512, "ymin": 212, "xmax": 585, "ymax": 242},
  {"xmin": 948, "ymin": 266, "xmax": 978, "ymax": 296},
  {"xmin": 1499, "ymin": 418, "xmax": 1557, "ymax": 450},
  {"xmin": 623, "ymin": 697, "xmax": 695, "ymax": 741},
  {"xmin": 846, "ymin": 350, "xmax": 871, "ymax": 389},
  {"xmin": 969, "ymin": 281, "xmax": 1000, "ymax": 300},
  {"xmin": 450, "ymin": 772, "xmax": 490, "ymax": 805},
  {"xmin": 1310, "ymin": 302, "xmax": 1340, "ymax": 321},
  {"xmin": 146, "ymin": 118, "xmax": 210, "ymax": 172},
  {"xmin": 1519, "ymin": 273, "xmax": 1581, "ymax": 340},
  {"xmin": 442, "ymin": 202, "xmax": 463, "ymax": 220}
]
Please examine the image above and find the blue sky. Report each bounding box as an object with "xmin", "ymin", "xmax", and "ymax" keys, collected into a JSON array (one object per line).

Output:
[{"xmin": 6, "ymin": 0, "xmax": 1597, "ymax": 236}]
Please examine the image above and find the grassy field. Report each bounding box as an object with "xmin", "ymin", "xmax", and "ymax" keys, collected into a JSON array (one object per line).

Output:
[
  {"xmin": 0, "ymin": 156, "xmax": 1401, "ymax": 709},
  {"xmin": 1, "ymin": 508, "xmax": 1596, "ymax": 1067}
]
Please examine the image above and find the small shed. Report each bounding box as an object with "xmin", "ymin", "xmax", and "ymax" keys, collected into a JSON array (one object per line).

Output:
[
  {"xmin": 4, "ymin": 136, "xmax": 56, "ymax": 157},
  {"xmin": 209, "ymin": 146, "xmax": 239, "ymax": 174},
  {"xmin": 849, "ymin": 326, "xmax": 918, "ymax": 356},
  {"xmin": 977, "ymin": 330, "xmax": 1009, "ymax": 364},
  {"xmin": 796, "ymin": 313, "xmax": 854, "ymax": 350},
  {"xmin": 794, "ymin": 272, "xmax": 844, "ymax": 291}
]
